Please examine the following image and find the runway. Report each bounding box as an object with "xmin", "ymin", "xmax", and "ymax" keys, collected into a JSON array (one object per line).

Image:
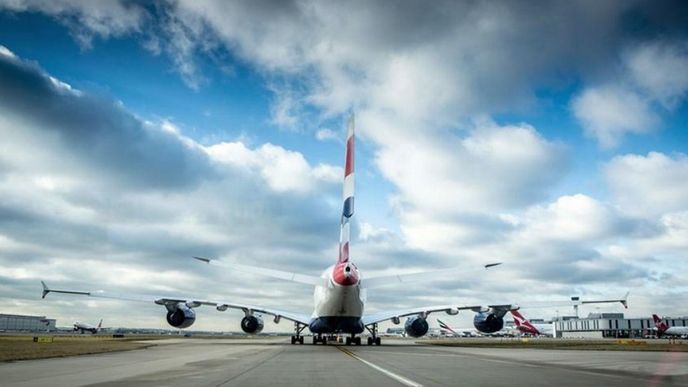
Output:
[{"xmin": 2, "ymin": 337, "xmax": 687, "ymax": 386}]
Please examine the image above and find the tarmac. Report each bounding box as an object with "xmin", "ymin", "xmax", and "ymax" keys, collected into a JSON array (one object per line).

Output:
[{"xmin": 1, "ymin": 337, "xmax": 687, "ymax": 386}]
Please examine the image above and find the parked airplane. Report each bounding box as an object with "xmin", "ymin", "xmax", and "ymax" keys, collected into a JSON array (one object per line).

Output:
[
  {"xmin": 510, "ymin": 310, "xmax": 553, "ymax": 336},
  {"xmin": 652, "ymin": 314, "xmax": 688, "ymax": 337},
  {"xmin": 74, "ymin": 319, "xmax": 102, "ymax": 334},
  {"xmin": 41, "ymin": 115, "xmax": 629, "ymax": 346},
  {"xmin": 437, "ymin": 318, "xmax": 481, "ymax": 337}
]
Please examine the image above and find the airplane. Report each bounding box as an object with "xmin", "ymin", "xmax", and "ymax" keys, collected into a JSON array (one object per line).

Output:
[
  {"xmin": 437, "ymin": 318, "xmax": 481, "ymax": 337},
  {"xmin": 40, "ymin": 115, "xmax": 630, "ymax": 346},
  {"xmin": 510, "ymin": 310, "xmax": 553, "ymax": 336},
  {"xmin": 74, "ymin": 319, "xmax": 103, "ymax": 334},
  {"xmin": 652, "ymin": 314, "xmax": 688, "ymax": 338}
]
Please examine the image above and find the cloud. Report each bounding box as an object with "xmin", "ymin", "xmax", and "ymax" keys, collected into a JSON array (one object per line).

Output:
[
  {"xmin": 519, "ymin": 194, "xmax": 626, "ymax": 242},
  {"xmin": 0, "ymin": 51, "xmax": 210, "ymax": 190},
  {"xmin": 625, "ymin": 41, "xmax": 688, "ymax": 109},
  {"xmin": 315, "ymin": 128, "xmax": 340, "ymax": 142},
  {"xmin": 1, "ymin": 1, "xmax": 687, "ymax": 328},
  {"xmin": 0, "ymin": 0, "xmax": 148, "ymax": 48},
  {"xmin": 205, "ymin": 141, "xmax": 341, "ymax": 193},
  {"xmin": 369, "ymin": 118, "xmax": 567, "ymax": 251},
  {"xmin": 571, "ymin": 85, "xmax": 657, "ymax": 148},
  {"xmin": 605, "ymin": 152, "xmax": 688, "ymax": 216},
  {"xmin": 0, "ymin": 49, "xmax": 345, "ymax": 329},
  {"xmin": 0, "ymin": 44, "xmax": 16, "ymax": 58},
  {"xmin": 572, "ymin": 41, "xmax": 688, "ymax": 147}
]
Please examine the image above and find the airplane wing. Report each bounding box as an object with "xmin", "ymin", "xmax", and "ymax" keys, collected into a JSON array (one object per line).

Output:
[
  {"xmin": 363, "ymin": 304, "xmax": 493, "ymax": 326},
  {"xmin": 193, "ymin": 257, "xmax": 326, "ymax": 287},
  {"xmin": 361, "ymin": 293, "xmax": 629, "ymax": 326},
  {"xmin": 40, "ymin": 281, "xmax": 311, "ymax": 326},
  {"xmin": 361, "ymin": 263, "xmax": 502, "ymax": 289}
]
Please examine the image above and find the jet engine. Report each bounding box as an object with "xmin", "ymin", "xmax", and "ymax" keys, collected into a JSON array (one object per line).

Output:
[
  {"xmin": 404, "ymin": 316, "xmax": 429, "ymax": 338},
  {"xmin": 241, "ymin": 315, "xmax": 265, "ymax": 334},
  {"xmin": 473, "ymin": 311, "xmax": 504, "ymax": 333},
  {"xmin": 166, "ymin": 304, "xmax": 196, "ymax": 329}
]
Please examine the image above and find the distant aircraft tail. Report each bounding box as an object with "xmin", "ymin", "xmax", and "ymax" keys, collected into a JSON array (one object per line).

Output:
[
  {"xmin": 510, "ymin": 309, "xmax": 540, "ymax": 335},
  {"xmin": 97, "ymin": 319, "xmax": 103, "ymax": 333},
  {"xmin": 436, "ymin": 318, "xmax": 457, "ymax": 335},
  {"xmin": 652, "ymin": 314, "xmax": 669, "ymax": 334},
  {"xmin": 510, "ymin": 309, "xmax": 526, "ymax": 327}
]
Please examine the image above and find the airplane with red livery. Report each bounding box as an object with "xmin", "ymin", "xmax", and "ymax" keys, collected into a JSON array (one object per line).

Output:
[
  {"xmin": 652, "ymin": 314, "xmax": 688, "ymax": 338},
  {"xmin": 41, "ymin": 115, "xmax": 628, "ymax": 345},
  {"xmin": 510, "ymin": 310, "xmax": 553, "ymax": 336}
]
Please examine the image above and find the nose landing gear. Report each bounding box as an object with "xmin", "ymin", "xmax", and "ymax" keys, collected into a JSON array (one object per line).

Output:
[
  {"xmin": 313, "ymin": 334, "xmax": 327, "ymax": 344},
  {"xmin": 345, "ymin": 335, "xmax": 362, "ymax": 345}
]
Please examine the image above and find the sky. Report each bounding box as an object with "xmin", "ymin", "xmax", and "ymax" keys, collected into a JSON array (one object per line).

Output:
[{"xmin": 0, "ymin": 0, "xmax": 687, "ymax": 332}]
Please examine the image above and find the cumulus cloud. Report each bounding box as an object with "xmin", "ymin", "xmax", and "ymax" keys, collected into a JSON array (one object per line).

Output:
[
  {"xmin": 605, "ymin": 152, "xmax": 688, "ymax": 216},
  {"xmin": 1, "ymin": 0, "xmax": 687, "ymax": 327},
  {"xmin": 625, "ymin": 41, "xmax": 688, "ymax": 109},
  {"xmin": 205, "ymin": 141, "xmax": 341, "ymax": 193},
  {"xmin": 370, "ymin": 118, "xmax": 567, "ymax": 251},
  {"xmin": 315, "ymin": 128, "xmax": 340, "ymax": 142},
  {"xmin": 0, "ymin": 0, "xmax": 148, "ymax": 48},
  {"xmin": 519, "ymin": 194, "xmax": 625, "ymax": 242},
  {"xmin": 0, "ymin": 49, "xmax": 344, "ymax": 329},
  {"xmin": 572, "ymin": 41, "xmax": 688, "ymax": 147},
  {"xmin": 571, "ymin": 85, "xmax": 657, "ymax": 148}
]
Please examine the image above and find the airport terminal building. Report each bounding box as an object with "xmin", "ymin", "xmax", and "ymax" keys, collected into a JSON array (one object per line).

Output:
[
  {"xmin": 0, "ymin": 313, "xmax": 56, "ymax": 332},
  {"xmin": 555, "ymin": 313, "xmax": 688, "ymax": 338}
]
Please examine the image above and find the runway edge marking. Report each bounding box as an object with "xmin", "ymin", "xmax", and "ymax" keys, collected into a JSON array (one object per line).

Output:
[{"xmin": 337, "ymin": 347, "xmax": 423, "ymax": 387}]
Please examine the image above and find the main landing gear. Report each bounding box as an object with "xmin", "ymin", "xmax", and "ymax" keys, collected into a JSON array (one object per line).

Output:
[
  {"xmin": 365, "ymin": 323, "xmax": 382, "ymax": 346},
  {"xmin": 290, "ymin": 322, "xmax": 306, "ymax": 345}
]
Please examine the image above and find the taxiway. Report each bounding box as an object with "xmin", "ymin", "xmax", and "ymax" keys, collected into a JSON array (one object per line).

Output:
[{"xmin": 1, "ymin": 337, "xmax": 687, "ymax": 386}]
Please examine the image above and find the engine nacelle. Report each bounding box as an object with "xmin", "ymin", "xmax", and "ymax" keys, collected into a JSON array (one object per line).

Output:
[
  {"xmin": 241, "ymin": 315, "xmax": 264, "ymax": 334},
  {"xmin": 473, "ymin": 312, "xmax": 504, "ymax": 333},
  {"xmin": 166, "ymin": 304, "xmax": 196, "ymax": 329},
  {"xmin": 404, "ymin": 316, "xmax": 429, "ymax": 338}
]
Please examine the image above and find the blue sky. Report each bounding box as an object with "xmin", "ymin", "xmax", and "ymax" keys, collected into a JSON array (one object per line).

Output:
[{"xmin": 1, "ymin": 1, "xmax": 687, "ymax": 331}]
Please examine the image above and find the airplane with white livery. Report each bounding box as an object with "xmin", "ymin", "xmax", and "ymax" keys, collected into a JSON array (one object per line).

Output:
[
  {"xmin": 41, "ymin": 115, "xmax": 629, "ymax": 346},
  {"xmin": 510, "ymin": 310, "xmax": 554, "ymax": 336},
  {"xmin": 437, "ymin": 319, "xmax": 481, "ymax": 337},
  {"xmin": 74, "ymin": 319, "xmax": 103, "ymax": 334},
  {"xmin": 653, "ymin": 314, "xmax": 688, "ymax": 338}
]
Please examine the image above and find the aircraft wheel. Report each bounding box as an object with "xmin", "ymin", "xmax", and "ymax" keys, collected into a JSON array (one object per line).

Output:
[
  {"xmin": 367, "ymin": 337, "xmax": 373, "ymax": 345},
  {"xmin": 322, "ymin": 337, "xmax": 327, "ymax": 345},
  {"xmin": 345, "ymin": 337, "xmax": 351, "ymax": 345},
  {"xmin": 290, "ymin": 336, "xmax": 296, "ymax": 345},
  {"xmin": 355, "ymin": 337, "xmax": 361, "ymax": 345},
  {"xmin": 375, "ymin": 337, "xmax": 381, "ymax": 346},
  {"xmin": 299, "ymin": 336, "xmax": 304, "ymax": 344},
  {"xmin": 312, "ymin": 336, "xmax": 318, "ymax": 345}
]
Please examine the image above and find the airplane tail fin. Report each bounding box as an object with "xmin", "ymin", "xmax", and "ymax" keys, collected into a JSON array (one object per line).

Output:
[
  {"xmin": 97, "ymin": 319, "xmax": 103, "ymax": 332},
  {"xmin": 41, "ymin": 281, "xmax": 50, "ymax": 299},
  {"xmin": 510, "ymin": 309, "xmax": 526, "ymax": 327},
  {"xmin": 338, "ymin": 114, "xmax": 355, "ymax": 264},
  {"xmin": 653, "ymin": 314, "xmax": 669, "ymax": 334},
  {"xmin": 437, "ymin": 319, "xmax": 457, "ymax": 335}
]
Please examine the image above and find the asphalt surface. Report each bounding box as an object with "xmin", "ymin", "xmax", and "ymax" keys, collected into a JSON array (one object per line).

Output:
[{"xmin": 2, "ymin": 337, "xmax": 687, "ymax": 387}]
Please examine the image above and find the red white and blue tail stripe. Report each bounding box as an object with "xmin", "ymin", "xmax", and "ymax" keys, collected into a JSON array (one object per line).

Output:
[{"xmin": 338, "ymin": 114, "xmax": 355, "ymax": 264}]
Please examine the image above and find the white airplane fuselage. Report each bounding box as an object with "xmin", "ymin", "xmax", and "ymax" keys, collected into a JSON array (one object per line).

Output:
[
  {"xmin": 663, "ymin": 326, "xmax": 688, "ymax": 337},
  {"xmin": 308, "ymin": 263, "xmax": 366, "ymax": 334},
  {"xmin": 517, "ymin": 323, "xmax": 554, "ymax": 336}
]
